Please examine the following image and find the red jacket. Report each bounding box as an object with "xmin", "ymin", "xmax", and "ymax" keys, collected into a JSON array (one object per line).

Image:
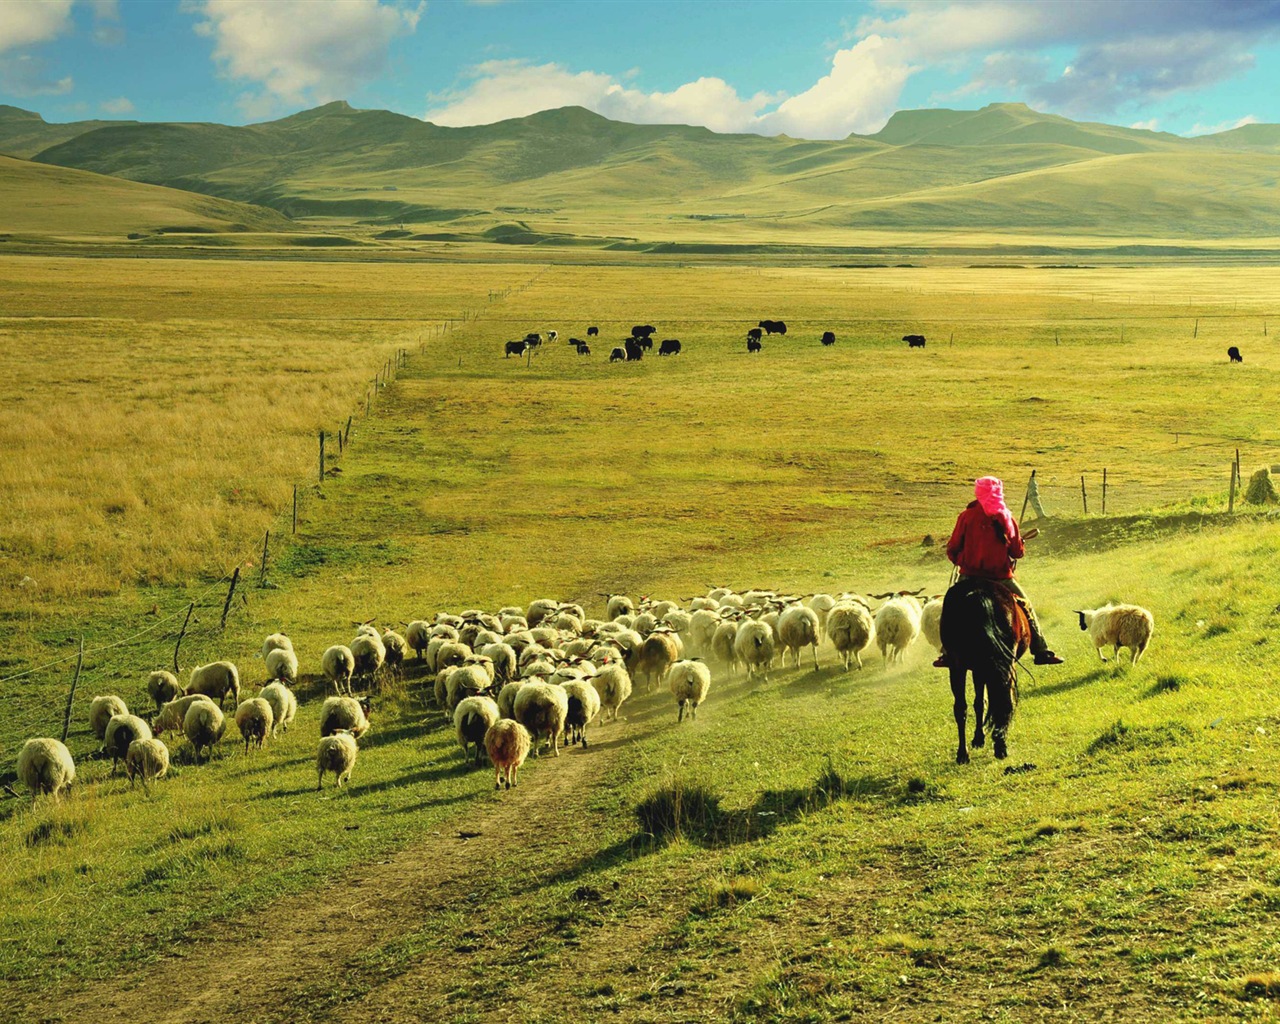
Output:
[{"xmin": 946, "ymin": 501, "xmax": 1024, "ymax": 580}]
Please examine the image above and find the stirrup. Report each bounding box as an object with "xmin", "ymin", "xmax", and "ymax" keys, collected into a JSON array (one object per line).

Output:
[
  {"xmin": 932, "ymin": 652, "xmax": 950, "ymax": 668},
  {"xmin": 1033, "ymin": 651, "xmax": 1064, "ymax": 665}
]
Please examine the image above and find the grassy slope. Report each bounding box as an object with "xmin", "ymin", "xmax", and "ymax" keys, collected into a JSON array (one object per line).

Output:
[
  {"xmin": 22, "ymin": 101, "xmax": 1280, "ymax": 248},
  {"xmin": 4, "ymin": 259, "xmax": 1280, "ymax": 1019},
  {"xmin": 0, "ymin": 156, "xmax": 290, "ymax": 236}
]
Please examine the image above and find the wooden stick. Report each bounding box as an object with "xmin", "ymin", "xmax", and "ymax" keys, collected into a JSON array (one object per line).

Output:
[
  {"xmin": 1080, "ymin": 475, "xmax": 1088, "ymax": 515},
  {"xmin": 259, "ymin": 531, "xmax": 269, "ymax": 588},
  {"xmin": 220, "ymin": 567, "xmax": 240, "ymax": 630},
  {"xmin": 292, "ymin": 485, "xmax": 298, "ymax": 535},
  {"xmin": 319, "ymin": 430, "xmax": 326, "ymax": 484},
  {"xmin": 1229, "ymin": 462, "xmax": 1237, "ymax": 513},
  {"xmin": 1019, "ymin": 470, "xmax": 1035, "ymax": 525},
  {"xmin": 60, "ymin": 638, "xmax": 84, "ymax": 743},
  {"xmin": 1102, "ymin": 468, "xmax": 1107, "ymax": 515},
  {"xmin": 173, "ymin": 601, "xmax": 194, "ymax": 672}
]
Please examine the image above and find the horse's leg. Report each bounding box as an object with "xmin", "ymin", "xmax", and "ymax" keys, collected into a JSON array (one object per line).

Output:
[
  {"xmin": 971, "ymin": 675, "xmax": 986, "ymax": 750},
  {"xmin": 990, "ymin": 670, "xmax": 1010, "ymax": 760},
  {"xmin": 950, "ymin": 667, "xmax": 969, "ymax": 764}
]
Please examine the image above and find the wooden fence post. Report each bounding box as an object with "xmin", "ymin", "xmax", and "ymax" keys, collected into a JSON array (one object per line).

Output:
[
  {"xmin": 220, "ymin": 567, "xmax": 240, "ymax": 630},
  {"xmin": 1019, "ymin": 470, "xmax": 1035, "ymax": 524},
  {"xmin": 1102, "ymin": 468, "xmax": 1107, "ymax": 515},
  {"xmin": 345, "ymin": 416, "xmax": 352, "ymax": 445},
  {"xmin": 319, "ymin": 430, "xmax": 326, "ymax": 484},
  {"xmin": 259, "ymin": 530, "xmax": 270, "ymax": 588},
  {"xmin": 292, "ymin": 485, "xmax": 298, "ymax": 535},
  {"xmin": 1080, "ymin": 475, "xmax": 1088, "ymax": 515},
  {"xmin": 1194, "ymin": 318, "xmax": 1199, "ymax": 338},
  {"xmin": 60, "ymin": 638, "xmax": 84, "ymax": 743},
  {"xmin": 1228, "ymin": 462, "xmax": 1237, "ymax": 513}
]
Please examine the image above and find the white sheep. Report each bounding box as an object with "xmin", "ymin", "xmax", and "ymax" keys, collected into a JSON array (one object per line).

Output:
[
  {"xmin": 484, "ymin": 720, "xmax": 531, "ymax": 789},
  {"xmin": 125, "ymin": 737, "xmax": 170, "ymax": 792},
  {"xmin": 526, "ymin": 598, "xmax": 560, "ymax": 627},
  {"xmin": 381, "ymin": 630, "xmax": 408, "ymax": 674},
  {"xmin": 321, "ymin": 644, "xmax": 355, "ymax": 695},
  {"xmin": 261, "ymin": 633, "xmax": 292, "ymax": 661},
  {"xmin": 258, "ymin": 681, "xmax": 297, "ymax": 736},
  {"xmin": 562, "ymin": 680, "xmax": 601, "ymax": 747},
  {"xmin": 454, "ymin": 696, "xmax": 500, "ymax": 764},
  {"xmin": 734, "ymin": 619, "xmax": 775, "ymax": 681},
  {"xmin": 874, "ymin": 596, "xmax": 921, "ymax": 665},
  {"xmin": 1076, "ymin": 604, "xmax": 1154, "ymax": 663},
  {"xmin": 89, "ymin": 695, "xmax": 128, "ymax": 740},
  {"xmin": 590, "ymin": 662, "xmax": 632, "ymax": 722},
  {"xmin": 827, "ymin": 601, "xmax": 875, "ymax": 670},
  {"xmin": 496, "ymin": 680, "xmax": 526, "ymax": 720},
  {"xmin": 184, "ymin": 701, "xmax": 225, "ymax": 763},
  {"xmin": 320, "ymin": 695, "xmax": 371, "ymax": 738},
  {"xmin": 316, "ymin": 731, "xmax": 358, "ymax": 789},
  {"xmin": 17, "ymin": 738, "xmax": 75, "ymax": 805},
  {"xmin": 687, "ymin": 609, "xmax": 721, "ymax": 659},
  {"xmin": 668, "ymin": 660, "xmax": 711, "ymax": 722},
  {"xmin": 513, "ymin": 681, "xmax": 569, "ymax": 757},
  {"xmin": 807, "ymin": 594, "xmax": 837, "ymax": 637},
  {"xmin": 405, "ymin": 620, "xmax": 431, "ymax": 660},
  {"xmin": 632, "ymin": 630, "xmax": 679, "ymax": 692},
  {"xmin": 777, "ymin": 605, "xmax": 821, "ymax": 671},
  {"xmin": 153, "ymin": 693, "xmax": 216, "ymax": 738},
  {"xmin": 435, "ymin": 640, "xmax": 472, "ymax": 672},
  {"xmin": 186, "ymin": 661, "xmax": 240, "ymax": 709},
  {"xmin": 920, "ymin": 597, "xmax": 944, "ymax": 651},
  {"xmin": 264, "ymin": 646, "xmax": 298, "ymax": 685},
  {"xmin": 103, "ymin": 713, "xmax": 152, "ymax": 775},
  {"xmin": 146, "ymin": 671, "xmax": 182, "ymax": 712},
  {"xmin": 350, "ymin": 631, "xmax": 386, "ymax": 683},
  {"xmin": 234, "ymin": 697, "xmax": 274, "ymax": 752},
  {"xmin": 605, "ymin": 595, "xmax": 635, "ymax": 620},
  {"xmin": 446, "ymin": 664, "xmax": 493, "ymax": 712},
  {"xmin": 711, "ymin": 620, "xmax": 740, "ymax": 677}
]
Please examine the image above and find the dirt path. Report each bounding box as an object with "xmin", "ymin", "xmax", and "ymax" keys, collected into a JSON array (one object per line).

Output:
[{"xmin": 38, "ymin": 719, "xmax": 641, "ymax": 1024}]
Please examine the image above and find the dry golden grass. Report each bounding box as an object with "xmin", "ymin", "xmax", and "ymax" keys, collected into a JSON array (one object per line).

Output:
[{"xmin": 0, "ymin": 256, "xmax": 537, "ymax": 602}]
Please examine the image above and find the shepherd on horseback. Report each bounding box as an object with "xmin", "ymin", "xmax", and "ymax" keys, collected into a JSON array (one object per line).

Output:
[{"xmin": 934, "ymin": 476, "xmax": 1063, "ymax": 668}]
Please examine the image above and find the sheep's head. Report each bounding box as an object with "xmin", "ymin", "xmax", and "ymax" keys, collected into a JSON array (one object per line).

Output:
[{"xmin": 1074, "ymin": 610, "xmax": 1093, "ymax": 630}]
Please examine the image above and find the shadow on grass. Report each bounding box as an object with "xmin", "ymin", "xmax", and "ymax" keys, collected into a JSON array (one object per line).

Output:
[{"xmin": 1021, "ymin": 665, "xmax": 1112, "ymax": 700}]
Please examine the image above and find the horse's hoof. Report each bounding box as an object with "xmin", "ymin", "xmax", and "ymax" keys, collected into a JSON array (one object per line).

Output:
[
  {"xmin": 956, "ymin": 751, "xmax": 969, "ymax": 765},
  {"xmin": 994, "ymin": 742, "xmax": 1008, "ymax": 760},
  {"xmin": 972, "ymin": 734, "xmax": 985, "ymax": 748}
]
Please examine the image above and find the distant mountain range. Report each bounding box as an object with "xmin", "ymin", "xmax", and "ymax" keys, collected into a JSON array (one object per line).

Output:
[{"xmin": 5, "ymin": 100, "xmax": 1280, "ymax": 249}]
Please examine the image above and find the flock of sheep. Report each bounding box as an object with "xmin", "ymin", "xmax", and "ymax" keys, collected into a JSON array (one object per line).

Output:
[{"xmin": 13, "ymin": 588, "xmax": 1152, "ymax": 805}]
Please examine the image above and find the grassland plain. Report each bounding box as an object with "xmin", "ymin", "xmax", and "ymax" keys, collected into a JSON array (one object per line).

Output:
[{"xmin": 4, "ymin": 258, "xmax": 1280, "ymax": 1021}]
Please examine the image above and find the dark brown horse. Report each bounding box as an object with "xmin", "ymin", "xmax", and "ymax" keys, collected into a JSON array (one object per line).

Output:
[{"xmin": 939, "ymin": 579, "xmax": 1030, "ymax": 764}]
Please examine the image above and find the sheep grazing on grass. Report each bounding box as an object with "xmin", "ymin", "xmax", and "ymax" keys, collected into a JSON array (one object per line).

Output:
[
  {"xmin": 1075, "ymin": 604, "xmax": 1154, "ymax": 663},
  {"xmin": 317, "ymin": 731, "xmax": 358, "ymax": 790},
  {"xmin": 261, "ymin": 633, "xmax": 292, "ymax": 661},
  {"xmin": 496, "ymin": 680, "xmax": 526, "ymax": 720},
  {"xmin": 590, "ymin": 662, "xmax": 632, "ymax": 722},
  {"xmin": 350, "ymin": 631, "xmax": 386, "ymax": 685},
  {"xmin": 874, "ymin": 596, "xmax": 922, "ymax": 665},
  {"xmin": 827, "ymin": 602, "xmax": 875, "ymax": 670},
  {"xmin": 153, "ymin": 694, "xmax": 216, "ymax": 738},
  {"xmin": 104, "ymin": 714, "xmax": 153, "ymax": 775},
  {"xmin": 264, "ymin": 647, "xmax": 298, "ymax": 685},
  {"xmin": 320, "ymin": 695, "xmax": 371, "ymax": 738},
  {"xmin": 633, "ymin": 630, "xmax": 680, "ymax": 692},
  {"xmin": 125, "ymin": 738, "xmax": 169, "ymax": 793},
  {"xmin": 259, "ymin": 681, "xmax": 297, "ymax": 736},
  {"xmin": 921, "ymin": 597, "xmax": 944, "ymax": 651},
  {"xmin": 606, "ymin": 594, "xmax": 635, "ymax": 620},
  {"xmin": 711, "ymin": 620, "xmax": 740, "ymax": 677},
  {"xmin": 513, "ymin": 682, "xmax": 569, "ymax": 757},
  {"xmin": 382, "ymin": 630, "xmax": 408, "ymax": 675},
  {"xmin": 405, "ymin": 620, "xmax": 431, "ymax": 660},
  {"xmin": 235, "ymin": 698, "xmax": 274, "ymax": 753},
  {"xmin": 446, "ymin": 663, "xmax": 494, "ymax": 713},
  {"xmin": 435, "ymin": 640, "xmax": 472, "ymax": 673},
  {"xmin": 668, "ymin": 660, "xmax": 712, "ymax": 722},
  {"xmin": 777, "ymin": 605, "xmax": 821, "ymax": 671},
  {"xmin": 184, "ymin": 701, "xmax": 225, "ymax": 763},
  {"xmin": 734, "ymin": 619, "xmax": 775, "ymax": 682},
  {"xmin": 146, "ymin": 672, "xmax": 182, "ymax": 712},
  {"xmin": 89, "ymin": 695, "xmax": 128, "ymax": 740},
  {"xmin": 455, "ymin": 696, "xmax": 501, "ymax": 765},
  {"xmin": 526, "ymin": 598, "xmax": 560, "ymax": 628},
  {"xmin": 562, "ymin": 680, "xmax": 601, "ymax": 748},
  {"xmin": 485, "ymin": 720, "xmax": 532, "ymax": 790},
  {"xmin": 480, "ymin": 642, "xmax": 518, "ymax": 685},
  {"xmin": 186, "ymin": 661, "xmax": 240, "ymax": 710},
  {"xmin": 807, "ymin": 594, "xmax": 837, "ymax": 638},
  {"xmin": 17, "ymin": 738, "xmax": 75, "ymax": 805},
  {"xmin": 321, "ymin": 645, "xmax": 355, "ymax": 695}
]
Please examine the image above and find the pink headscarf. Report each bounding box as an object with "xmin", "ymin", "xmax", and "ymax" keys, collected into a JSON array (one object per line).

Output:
[{"xmin": 975, "ymin": 476, "xmax": 1015, "ymax": 538}]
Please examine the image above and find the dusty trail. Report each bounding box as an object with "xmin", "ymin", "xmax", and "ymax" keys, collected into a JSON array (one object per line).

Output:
[{"xmin": 36, "ymin": 717, "xmax": 641, "ymax": 1024}]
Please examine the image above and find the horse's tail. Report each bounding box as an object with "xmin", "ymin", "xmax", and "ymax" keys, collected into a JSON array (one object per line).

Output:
[{"xmin": 981, "ymin": 595, "xmax": 1022, "ymax": 738}]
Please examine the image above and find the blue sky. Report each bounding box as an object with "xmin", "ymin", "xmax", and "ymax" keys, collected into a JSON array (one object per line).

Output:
[{"xmin": 2, "ymin": 1, "xmax": 1279, "ymax": 138}]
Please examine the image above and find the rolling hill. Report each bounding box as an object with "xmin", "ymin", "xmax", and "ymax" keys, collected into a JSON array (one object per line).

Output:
[
  {"xmin": 0, "ymin": 154, "xmax": 289, "ymax": 238},
  {"xmin": 8, "ymin": 100, "xmax": 1280, "ymax": 250}
]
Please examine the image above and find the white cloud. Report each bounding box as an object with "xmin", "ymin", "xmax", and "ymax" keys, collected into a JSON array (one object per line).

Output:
[
  {"xmin": 1129, "ymin": 118, "xmax": 1159, "ymax": 131},
  {"xmin": 0, "ymin": 53, "xmax": 72, "ymax": 96},
  {"xmin": 1188, "ymin": 114, "xmax": 1260, "ymax": 136},
  {"xmin": 0, "ymin": 0, "xmax": 75, "ymax": 55},
  {"xmin": 189, "ymin": 0, "xmax": 422, "ymax": 113},
  {"xmin": 100, "ymin": 95, "xmax": 133, "ymax": 114}
]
